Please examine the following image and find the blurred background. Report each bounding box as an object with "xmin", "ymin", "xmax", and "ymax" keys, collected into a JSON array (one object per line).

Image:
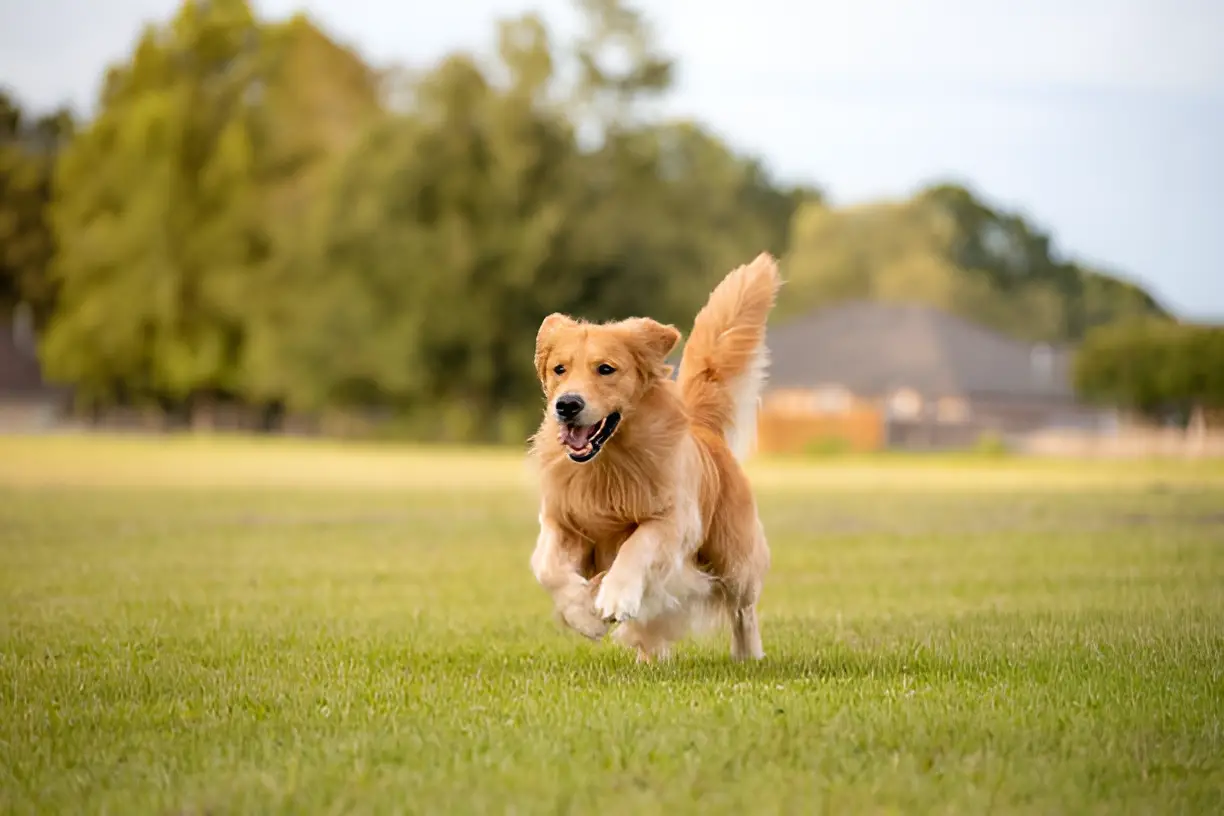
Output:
[{"xmin": 0, "ymin": 0, "xmax": 1221, "ymax": 457}]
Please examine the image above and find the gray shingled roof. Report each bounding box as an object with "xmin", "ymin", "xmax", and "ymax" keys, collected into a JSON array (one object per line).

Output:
[{"xmin": 764, "ymin": 302, "xmax": 1074, "ymax": 400}]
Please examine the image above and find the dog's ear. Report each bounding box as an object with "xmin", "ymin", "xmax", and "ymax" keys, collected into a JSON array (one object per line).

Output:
[
  {"xmin": 625, "ymin": 318, "xmax": 681, "ymax": 359},
  {"xmin": 535, "ymin": 313, "xmax": 576, "ymax": 383},
  {"xmin": 622, "ymin": 318, "xmax": 681, "ymax": 371}
]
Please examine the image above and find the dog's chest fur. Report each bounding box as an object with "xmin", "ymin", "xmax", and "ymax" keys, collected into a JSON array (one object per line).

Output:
[
  {"xmin": 552, "ymin": 464, "xmax": 670, "ymax": 534},
  {"xmin": 544, "ymin": 448, "xmax": 677, "ymax": 577}
]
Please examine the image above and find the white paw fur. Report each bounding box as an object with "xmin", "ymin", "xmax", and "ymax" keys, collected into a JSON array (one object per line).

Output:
[{"xmin": 594, "ymin": 570, "xmax": 644, "ymax": 622}]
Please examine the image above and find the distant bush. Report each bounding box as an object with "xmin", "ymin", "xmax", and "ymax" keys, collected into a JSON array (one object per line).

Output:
[
  {"xmin": 973, "ymin": 432, "xmax": 1010, "ymax": 457},
  {"xmin": 803, "ymin": 436, "xmax": 853, "ymax": 457}
]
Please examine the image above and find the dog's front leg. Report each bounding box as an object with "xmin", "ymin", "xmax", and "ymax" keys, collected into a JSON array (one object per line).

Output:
[
  {"xmin": 530, "ymin": 518, "xmax": 609, "ymax": 640},
  {"xmin": 594, "ymin": 516, "xmax": 690, "ymax": 624}
]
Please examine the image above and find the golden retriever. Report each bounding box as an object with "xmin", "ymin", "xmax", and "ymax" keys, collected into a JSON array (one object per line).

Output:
[{"xmin": 528, "ymin": 252, "xmax": 781, "ymax": 661}]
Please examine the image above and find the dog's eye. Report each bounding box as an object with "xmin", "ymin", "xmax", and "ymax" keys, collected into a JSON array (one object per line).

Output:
[
  {"xmin": 553, "ymin": 364, "xmax": 566, "ymax": 376},
  {"xmin": 597, "ymin": 364, "xmax": 616, "ymax": 376}
]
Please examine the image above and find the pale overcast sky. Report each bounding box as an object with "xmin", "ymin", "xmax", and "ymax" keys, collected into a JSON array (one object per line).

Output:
[{"xmin": 2, "ymin": 0, "xmax": 1221, "ymax": 319}]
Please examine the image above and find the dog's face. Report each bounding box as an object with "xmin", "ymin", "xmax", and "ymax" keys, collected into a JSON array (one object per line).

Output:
[{"xmin": 534, "ymin": 314, "xmax": 681, "ymax": 463}]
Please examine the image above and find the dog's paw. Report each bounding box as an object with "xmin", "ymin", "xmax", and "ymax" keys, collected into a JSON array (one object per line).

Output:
[
  {"xmin": 559, "ymin": 604, "xmax": 609, "ymax": 640},
  {"xmin": 557, "ymin": 575, "xmax": 609, "ymax": 640},
  {"xmin": 594, "ymin": 571, "xmax": 644, "ymax": 623}
]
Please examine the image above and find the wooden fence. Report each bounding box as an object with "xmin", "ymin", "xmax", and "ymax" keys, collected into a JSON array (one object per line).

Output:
[{"xmin": 756, "ymin": 407, "xmax": 885, "ymax": 454}]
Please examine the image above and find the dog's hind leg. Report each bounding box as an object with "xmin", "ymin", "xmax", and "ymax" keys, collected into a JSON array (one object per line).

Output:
[
  {"xmin": 613, "ymin": 604, "xmax": 701, "ymax": 662},
  {"xmin": 730, "ymin": 603, "xmax": 764, "ymax": 661},
  {"xmin": 613, "ymin": 620, "xmax": 673, "ymax": 663},
  {"xmin": 723, "ymin": 522, "xmax": 768, "ymax": 661}
]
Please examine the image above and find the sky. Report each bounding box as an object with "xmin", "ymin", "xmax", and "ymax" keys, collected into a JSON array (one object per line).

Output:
[{"xmin": 2, "ymin": 0, "xmax": 1222, "ymax": 319}]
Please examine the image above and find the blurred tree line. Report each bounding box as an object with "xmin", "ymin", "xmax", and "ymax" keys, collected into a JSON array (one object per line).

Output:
[
  {"xmin": 0, "ymin": 0, "xmax": 1179, "ymax": 441},
  {"xmin": 781, "ymin": 184, "xmax": 1167, "ymax": 342},
  {"xmin": 0, "ymin": 94, "xmax": 74, "ymax": 326},
  {"xmin": 1075, "ymin": 318, "xmax": 1224, "ymax": 430}
]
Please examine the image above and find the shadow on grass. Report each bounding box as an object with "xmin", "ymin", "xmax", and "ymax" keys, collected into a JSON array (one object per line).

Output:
[
  {"xmin": 396, "ymin": 641, "xmax": 1070, "ymax": 689},
  {"xmin": 384, "ymin": 603, "xmax": 1196, "ymax": 690}
]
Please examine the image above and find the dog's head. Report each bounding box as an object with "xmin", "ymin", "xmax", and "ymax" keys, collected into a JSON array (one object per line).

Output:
[{"xmin": 534, "ymin": 313, "xmax": 681, "ymax": 463}]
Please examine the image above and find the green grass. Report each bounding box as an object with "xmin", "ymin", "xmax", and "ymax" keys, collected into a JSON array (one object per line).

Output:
[{"xmin": 1, "ymin": 436, "xmax": 1222, "ymax": 814}]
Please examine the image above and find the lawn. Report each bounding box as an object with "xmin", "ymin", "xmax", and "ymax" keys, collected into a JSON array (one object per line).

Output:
[{"xmin": 1, "ymin": 435, "xmax": 1222, "ymax": 814}]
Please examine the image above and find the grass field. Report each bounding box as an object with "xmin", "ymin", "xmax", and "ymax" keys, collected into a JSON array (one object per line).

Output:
[{"xmin": 2, "ymin": 435, "xmax": 1223, "ymax": 814}]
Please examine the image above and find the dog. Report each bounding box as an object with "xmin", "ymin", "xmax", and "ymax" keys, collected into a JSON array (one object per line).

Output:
[{"xmin": 528, "ymin": 252, "xmax": 781, "ymax": 662}]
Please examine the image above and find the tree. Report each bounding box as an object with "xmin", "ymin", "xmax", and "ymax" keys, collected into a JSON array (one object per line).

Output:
[
  {"xmin": 0, "ymin": 89, "xmax": 73, "ymax": 326},
  {"xmin": 32, "ymin": 0, "xmax": 807, "ymax": 439},
  {"xmin": 1078, "ymin": 268, "xmax": 1167, "ymax": 333},
  {"xmin": 555, "ymin": 0, "xmax": 810, "ymax": 331},
  {"xmin": 1074, "ymin": 318, "xmax": 1224, "ymax": 428},
  {"xmin": 569, "ymin": 0, "xmax": 673, "ymax": 139},
  {"xmin": 43, "ymin": 0, "xmax": 272, "ymax": 410},
  {"xmin": 919, "ymin": 183, "xmax": 1167, "ymax": 338},
  {"xmin": 558, "ymin": 121, "xmax": 802, "ymax": 328},
  {"xmin": 780, "ymin": 183, "xmax": 1168, "ymax": 344},
  {"xmin": 260, "ymin": 21, "xmax": 577, "ymax": 440},
  {"xmin": 246, "ymin": 2, "xmax": 808, "ymax": 441},
  {"xmin": 41, "ymin": 1, "xmax": 381, "ymax": 418},
  {"xmin": 237, "ymin": 12, "xmax": 385, "ymax": 410}
]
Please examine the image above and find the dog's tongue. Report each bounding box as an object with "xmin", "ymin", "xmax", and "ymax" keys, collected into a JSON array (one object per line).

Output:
[{"xmin": 561, "ymin": 423, "xmax": 598, "ymax": 450}]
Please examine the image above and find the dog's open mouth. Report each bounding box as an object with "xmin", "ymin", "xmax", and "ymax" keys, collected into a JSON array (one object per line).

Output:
[{"xmin": 557, "ymin": 412, "xmax": 621, "ymax": 463}]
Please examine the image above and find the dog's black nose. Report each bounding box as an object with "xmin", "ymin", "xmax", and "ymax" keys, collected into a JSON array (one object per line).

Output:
[{"xmin": 555, "ymin": 394, "xmax": 585, "ymax": 421}]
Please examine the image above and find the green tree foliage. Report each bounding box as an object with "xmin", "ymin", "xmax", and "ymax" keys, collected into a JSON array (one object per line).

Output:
[
  {"xmin": 42, "ymin": 0, "xmax": 379, "ymax": 413},
  {"xmin": 29, "ymin": 0, "xmax": 1171, "ymax": 441},
  {"xmin": 1079, "ymin": 269, "xmax": 1167, "ymax": 333},
  {"xmin": 0, "ymin": 90, "xmax": 73, "ymax": 325},
  {"xmin": 43, "ymin": 0, "xmax": 271, "ymax": 407},
  {"xmin": 570, "ymin": 0, "xmax": 674, "ymax": 135},
  {"xmin": 261, "ymin": 34, "xmax": 578, "ymax": 440},
  {"xmin": 237, "ymin": 12, "xmax": 383, "ymax": 407},
  {"xmin": 251, "ymin": 4, "xmax": 805, "ymax": 441},
  {"xmin": 1074, "ymin": 318, "xmax": 1224, "ymax": 424},
  {"xmin": 782, "ymin": 183, "xmax": 1168, "ymax": 343},
  {"xmin": 254, "ymin": 13, "xmax": 382, "ymax": 236}
]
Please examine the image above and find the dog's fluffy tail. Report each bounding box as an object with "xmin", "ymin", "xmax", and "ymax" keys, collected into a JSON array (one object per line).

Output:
[{"xmin": 677, "ymin": 252, "xmax": 782, "ymax": 461}]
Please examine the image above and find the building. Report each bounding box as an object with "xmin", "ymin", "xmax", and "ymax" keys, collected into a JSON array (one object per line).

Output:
[
  {"xmin": 758, "ymin": 301, "xmax": 1114, "ymax": 453},
  {"xmin": 0, "ymin": 306, "xmax": 70, "ymax": 431}
]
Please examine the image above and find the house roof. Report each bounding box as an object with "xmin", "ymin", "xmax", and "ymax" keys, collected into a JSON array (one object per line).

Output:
[{"xmin": 765, "ymin": 301, "xmax": 1075, "ymax": 400}]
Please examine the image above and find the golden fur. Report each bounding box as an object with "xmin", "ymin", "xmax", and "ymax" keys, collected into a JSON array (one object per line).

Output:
[{"xmin": 529, "ymin": 252, "xmax": 782, "ymax": 661}]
